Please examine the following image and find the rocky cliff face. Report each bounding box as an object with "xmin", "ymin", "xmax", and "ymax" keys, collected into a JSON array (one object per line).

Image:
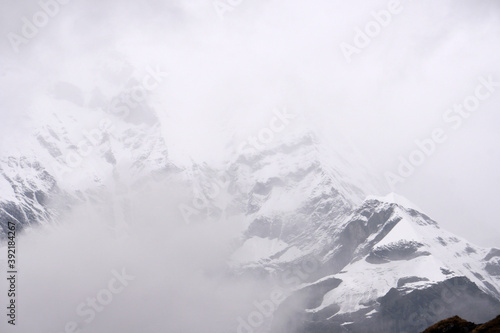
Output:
[
  {"xmin": 266, "ymin": 196, "xmax": 500, "ymax": 333},
  {"xmin": 0, "ymin": 92, "xmax": 499, "ymax": 332}
]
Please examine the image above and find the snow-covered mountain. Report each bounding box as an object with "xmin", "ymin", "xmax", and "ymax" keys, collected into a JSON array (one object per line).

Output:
[
  {"xmin": 270, "ymin": 195, "xmax": 500, "ymax": 332},
  {"xmin": 216, "ymin": 138, "xmax": 500, "ymax": 332},
  {"xmin": 0, "ymin": 70, "xmax": 178, "ymax": 238},
  {"xmin": 0, "ymin": 90, "xmax": 499, "ymax": 333}
]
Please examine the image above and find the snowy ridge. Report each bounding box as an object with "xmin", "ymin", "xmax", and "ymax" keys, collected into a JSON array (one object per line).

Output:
[
  {"xmin": 312, "ymin": 202, "xmax": 499, "ymax": 314},
  {"xmin": 268, "ymin": 194, "xmax": 500, "ymax": 333},
  {"xmin": 366, "ymin": 192, "xmax": 422, "ymax": 212},
  {"xmin": 0, "ymin": 75, "xmax": 179, "ymax": 236}
]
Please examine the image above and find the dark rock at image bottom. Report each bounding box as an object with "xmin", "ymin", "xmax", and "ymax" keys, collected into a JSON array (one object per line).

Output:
[{"xmin": 423, "ymin": 314, "xmax": 500, "ymax": 333}]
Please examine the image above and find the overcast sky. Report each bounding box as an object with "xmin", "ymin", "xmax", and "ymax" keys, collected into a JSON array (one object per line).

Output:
[{"xmin": 1, "ymin": 0, "xmax": 499, "ymax": 246}]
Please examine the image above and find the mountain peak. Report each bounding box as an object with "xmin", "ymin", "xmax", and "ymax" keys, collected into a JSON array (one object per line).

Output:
[{"xmin": 366, "ymin": 192, "xmax": 422, "ymax": 212}]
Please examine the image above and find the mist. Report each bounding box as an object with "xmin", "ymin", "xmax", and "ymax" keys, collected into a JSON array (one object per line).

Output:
[
  {"xmin": 1, "ymin": 0, "xmax": 499, "ymax": 245},
  {"xmin": 0, "ymin": 0, "xmax": 500, "ymax": 331},
  {"xmin": 0, "ymin": 179, "xmax": 285, "ymax": 332}
]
